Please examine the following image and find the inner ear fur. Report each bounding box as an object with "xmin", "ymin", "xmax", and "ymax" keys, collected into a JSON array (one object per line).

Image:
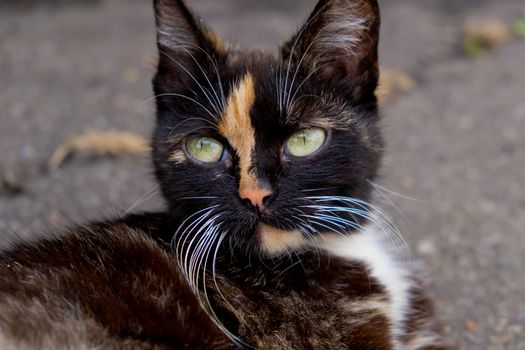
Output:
[{"xmin": 281, "ymin": 0, "xmax": 380, "ymax": 102}]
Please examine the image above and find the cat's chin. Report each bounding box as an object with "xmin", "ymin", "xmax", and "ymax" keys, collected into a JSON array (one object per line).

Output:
[{"xmin": 257, "ymin": 223, "xmax": 309, "ymax": 256}]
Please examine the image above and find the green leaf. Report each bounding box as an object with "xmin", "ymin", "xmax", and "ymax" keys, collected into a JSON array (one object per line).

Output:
[{"xmin": 512, "ymin": 18, "xmax": 525, "ymax": 38}]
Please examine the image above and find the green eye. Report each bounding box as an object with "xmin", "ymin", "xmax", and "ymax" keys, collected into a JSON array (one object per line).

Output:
[
  {"xmin": 286, "ymin": 127, "xmax": 327, "ymax": 157},
  {"xmin": 186, "ymin": 136, "xmax": 225, "ymax": 163}
]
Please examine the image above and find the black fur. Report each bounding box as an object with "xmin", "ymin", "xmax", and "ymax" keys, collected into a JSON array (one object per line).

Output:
[
  {"xmin": 0, "ymin": 1, "xmax": 452, "ymax": 349},
  {"xmin": 152, "ymin": 0, "xmax": 383, "ymax": 255}
]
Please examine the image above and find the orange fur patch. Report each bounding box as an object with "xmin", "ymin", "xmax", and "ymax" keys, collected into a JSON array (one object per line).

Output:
[
  {"xmin": 218, "ymin": 73, "xmax": 258, "ymax": 190},
  {"xmin": 169, "ymin": 150, "xmax": 186, "ymax": 164},
  {"xmin": 258, "ymin": 223, "xmax": 307, "ymax": 255}
]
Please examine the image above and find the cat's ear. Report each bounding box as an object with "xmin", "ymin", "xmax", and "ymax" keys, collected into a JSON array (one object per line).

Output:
[
  {"xmin": 282, "ymin": 0, "xmax": 380, "ymax": 103},
  {"xmin": 153, "ymin": 0, "xmax": 226, "ymax": 88}
]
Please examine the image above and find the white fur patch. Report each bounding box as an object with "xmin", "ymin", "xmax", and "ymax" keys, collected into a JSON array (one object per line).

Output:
[
  {"xmin": 156, "ymin": 2, "xmax": 195, "ymax": 51},
  {"xmin": 315, "ymin": 225, "xmax": 411, "ymax": 350},
  {"xmin": 308, "ymin": 0, "xmax": 372, "ymax": 64},
  {"xmin": 405, "ymin": 333, "xmax": 445, "ymax": 349},
  {"xmin": 320, "ymin": 8, "xmax": 367, "ymax": 57}
]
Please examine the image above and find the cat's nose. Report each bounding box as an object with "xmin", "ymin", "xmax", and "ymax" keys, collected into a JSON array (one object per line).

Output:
[{"xmin": 239, "ymin": 182, "xmax": 273, "ymax": 209}]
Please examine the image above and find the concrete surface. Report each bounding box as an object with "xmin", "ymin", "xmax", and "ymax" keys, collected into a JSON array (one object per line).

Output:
[{"xmin": 1, "ymin": 0, "xmax": 524, "ymax": 349}]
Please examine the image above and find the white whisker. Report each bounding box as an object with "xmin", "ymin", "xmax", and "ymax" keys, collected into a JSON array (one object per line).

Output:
[
  {"xmin": 285, "ymin": 28, "xmax": 328, "ymax": 112},
  {"xmin": 171, "ymin": 45, "xmax": 224, "ymax": 111},
  {"xmin": 176, "ymin": 196, "xmax": 219, "ymax": 201},
  {"xmin": 144, "ymin": 93, "xmax": 217, "ymax": 121},
  {"xmin": 280, "ymin": 1, "xmax": 332, "ymax": 115},
  {"xmin": 159, "ymin": 50, "xmax": 221, "ymax": 117},
  {"xmin": 120, "ymin": 185, "xmax": 160, "ymax": 218},
  {"xmin": 303, "ymin": 195, "xmax": 413, "ymax": 260}
]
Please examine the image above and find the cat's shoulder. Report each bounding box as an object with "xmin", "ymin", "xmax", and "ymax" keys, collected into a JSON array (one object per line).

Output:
[{"xmin": 316, "ymin": 227, "xmax": 452, "ymax": 350}]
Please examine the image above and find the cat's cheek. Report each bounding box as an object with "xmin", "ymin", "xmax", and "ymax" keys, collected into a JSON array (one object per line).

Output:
[{"xmin": 257, "ymin": 223, "xmax": 308, "ymax": 256}]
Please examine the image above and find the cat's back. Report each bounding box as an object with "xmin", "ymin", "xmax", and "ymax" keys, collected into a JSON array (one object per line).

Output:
[
  {"xmin": 0, "ymin": 214, "xmax": 232, "ymax": 349},
  {"xmin": 211, "ymin": 230, "xmax": 447, "ymax": 350}
]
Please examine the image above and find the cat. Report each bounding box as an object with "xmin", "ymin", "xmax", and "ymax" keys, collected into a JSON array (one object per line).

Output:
[{"xmin": 0, "ymin": 0, "xmax": 452, "ymax": 349}]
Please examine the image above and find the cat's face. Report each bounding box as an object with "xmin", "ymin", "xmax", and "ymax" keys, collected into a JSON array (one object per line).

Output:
[{"xmin": 152, "ymin": 0, "xmax": 382, "ymax": 257}]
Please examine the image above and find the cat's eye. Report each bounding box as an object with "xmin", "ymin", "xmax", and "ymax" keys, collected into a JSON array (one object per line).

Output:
[
  {"xmin": 285, "ymin": 127, "xmax": 327, "ymax": 157},
  {"xmin": 185, "ymin": 136, "xmax": 226, "ymax": 163}
]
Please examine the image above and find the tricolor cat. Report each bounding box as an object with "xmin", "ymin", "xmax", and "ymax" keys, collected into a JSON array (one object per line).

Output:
[{"xmin": 0, "ymin": 0, "xmax": 452, "ymax": 349}]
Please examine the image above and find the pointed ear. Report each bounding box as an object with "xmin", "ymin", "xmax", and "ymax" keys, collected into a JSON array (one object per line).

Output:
[
  {"xmin": 153, "ymin": 0, "xmax": 226, "ymax": 89},
  {"xmin": 282, "ymin": 0, "xmax": 380, "ymax": 103}
]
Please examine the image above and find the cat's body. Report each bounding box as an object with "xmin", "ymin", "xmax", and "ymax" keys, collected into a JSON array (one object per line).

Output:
[
  {"xmin": 0, "ymin": 0, "xmax": 452, "ymax": 349},
  {"xmin": 0, "ymin": 215, "xmax": 446, "ymax": 350},
  {"xmin": 0, "ymin": 214, "xmax": 231, "ymax": 349}
]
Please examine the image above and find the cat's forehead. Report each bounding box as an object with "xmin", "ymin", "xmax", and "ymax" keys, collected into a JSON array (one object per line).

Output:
[
  {"xmin": 223, "ymin": 48, "xmax": 281, "ymax": 107},
  {"xmin": 226, "ymin": 47, "xmax": 277, "ymax": 71},
  {"xmin": 220, "ymin": 48, "xmax": 354, "ymax": 131}
]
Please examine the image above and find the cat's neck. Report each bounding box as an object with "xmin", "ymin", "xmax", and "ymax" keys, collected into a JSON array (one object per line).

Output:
[{"xmin": 315, "ymin": 226, "xmax": 412, "ymax": 345}]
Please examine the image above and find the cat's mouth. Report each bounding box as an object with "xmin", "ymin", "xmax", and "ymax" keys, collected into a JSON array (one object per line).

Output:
[{"xmin": 256, "ymin": 222, "xmax": 309, "ymax": 256}]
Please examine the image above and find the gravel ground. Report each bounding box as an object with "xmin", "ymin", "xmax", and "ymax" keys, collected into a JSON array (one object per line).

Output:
[{"xmin": 1, "ymin": 0, "xmax": 524, "ymax": 349}]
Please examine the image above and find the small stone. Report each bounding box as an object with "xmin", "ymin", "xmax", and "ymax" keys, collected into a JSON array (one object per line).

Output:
[
  {"xmin": 466, "ymin": 320, "xmax": 477, "ymax": 332},
  {"xmin": 509, "ymin": 324, "xmax": 522, "ymax": 334},
  {"xmin": 417, "ymin": 239, "xmax": 437, "ymax": 256},
  {"xmin": 123, "ymin": 67, "xmax": 140, "ymax": 84},
  {"xmin": 495, "ymin": 318, "xmax": 509, "ymax": 333},
  {"xmin": 490, "ymin": 335, "xmax": 510, "ymax": 345},
  {"xmin": 0, "ymin": 169, "xmax": 24, "ymax": 195}
]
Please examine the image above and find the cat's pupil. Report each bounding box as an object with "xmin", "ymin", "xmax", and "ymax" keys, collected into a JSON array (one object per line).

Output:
[
  {"xmin": 285, "ymin": 127, "xmax": 327, "ymax": 157},
  {"xmin": 300, "ymin": 134, "xmax": 306, "ymax": 145}
]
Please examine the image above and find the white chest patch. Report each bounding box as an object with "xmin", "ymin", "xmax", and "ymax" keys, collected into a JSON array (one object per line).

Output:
[{"xmin": 314, "ymin": 225, "xmax": 412, "ymax": 349}]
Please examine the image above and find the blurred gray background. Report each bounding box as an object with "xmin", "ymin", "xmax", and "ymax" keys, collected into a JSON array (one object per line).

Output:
[{"xmin": 1, "ymin": 0, "xmax": 524, "ymax": 349}]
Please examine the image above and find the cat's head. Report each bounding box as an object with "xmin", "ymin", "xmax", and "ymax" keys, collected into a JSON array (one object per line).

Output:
[{"xmin": 152, "ymin": 0, "xmax": 382, "ymax": 257}]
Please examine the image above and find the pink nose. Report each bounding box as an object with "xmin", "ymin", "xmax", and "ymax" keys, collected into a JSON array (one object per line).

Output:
[{"xmin": 239, "ymin": 183, "xmax": 273, "ymax": 208}]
